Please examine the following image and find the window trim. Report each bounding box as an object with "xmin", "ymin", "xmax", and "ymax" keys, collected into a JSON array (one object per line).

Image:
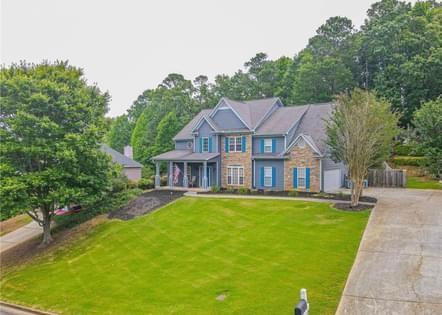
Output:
[
  {"xmin": 297, "ymin": 167, "xmax": 306, "ymax": 188},
  {"xmin": 263, "ymin": 139, "xmax": 272, "ymax": 153},
  {"xmin": 263, "ymin": 166, "xmax": 272, "ymax": 187},
  {"xmin": 228, "ymin": 136, "xmax": 243, "ymax": 152},
  {"xmin": 201, "ymin": 137, "xmax": 209, "ymax": 152},
  {"xmin": 227, "ymin": 165, "xmax": 244, "ymax": 186}
]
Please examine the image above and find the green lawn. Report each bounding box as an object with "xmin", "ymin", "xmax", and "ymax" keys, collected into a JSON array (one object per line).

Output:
[
  {"xmin": 407, "ymin": 176, "xmax": 442, "ymax": 190},
  {"xmin": 0, "ymin": 198, "xmax": 369, "ymax": 314}
]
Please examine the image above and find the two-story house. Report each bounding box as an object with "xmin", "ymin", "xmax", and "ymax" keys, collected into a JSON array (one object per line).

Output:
[{"xmin": 152, "ymin": 97, "xmax": 346, "ymax": 192}]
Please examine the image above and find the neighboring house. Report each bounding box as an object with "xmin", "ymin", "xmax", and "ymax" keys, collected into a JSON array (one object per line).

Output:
[
  {"xmin": 101, "ymin": 144, "xmax": 143, "ymax": 181},
  {"xmin": 152, "ymin": 97, "xmax": 346, "ymax": 192}
]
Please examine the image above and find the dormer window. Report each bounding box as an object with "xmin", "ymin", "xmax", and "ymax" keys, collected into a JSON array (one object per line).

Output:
[{"xmin": 264, "ymin": 139, "xmax": 272, "ymax": 153}]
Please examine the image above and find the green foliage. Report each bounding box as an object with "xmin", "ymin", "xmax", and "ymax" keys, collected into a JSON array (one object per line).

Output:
[
  {"xmin": 413, "ymin": 97, "xmax": 442, "ymax": 177},
  {"xmin": 210, "ymin": 185, "xmax": 221, "ymax": 193},
  {"xmin": 288, "ymin": 191, "xmax": 299, "ymax": 197},
  {"xmin": 392, "ymin": 156, "xmax": 425, "ymax": 166},
  {"xmin": 152, "ymin": 111, "xmax": 182, "ymax": 156},
  {"xmin": 326, "ymin": 88, "xmax": 399, "ymax": 205},
  {"xmin": 225, "ymin": 187, "xmax": 235, "ymax": 194},
  {"xmin": 238, "ymin": 187, "xmax": 250, "ymax": 195},
  {"xmin": 394, "ymin": 143, "xmax": 423, "ymax": 156},
  {"xmin": 0, "ymin": 61, "xmax": 113, "ymax": 237},
  {"xmin": 106, "ymin": 115, "xmax": 132, "ymax": 153},
  {"xmin": 138, "ymin": 177, "xmax": 154, "ymax": 190}
]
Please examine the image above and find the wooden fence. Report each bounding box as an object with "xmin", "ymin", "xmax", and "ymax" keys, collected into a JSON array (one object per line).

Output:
[{"xmin": 367, "ymin": 169, "xmax": 407, "ymax": 187}]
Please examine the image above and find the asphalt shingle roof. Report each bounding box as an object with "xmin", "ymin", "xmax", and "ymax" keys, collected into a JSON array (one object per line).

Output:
[
  {"xmin": 152, "ymin": 150, "xmax": 219, "ymax": 161},
  {"xmin": 224, "ymin": 97, "xmax": 279, "ymax": 129},
  {"xmin": 100, "ymin": 144, "xmax": 143, "ymax": 168},
  {"xmin": 255, "ymin": 105, "xmax": 309, "ymax": 135}
]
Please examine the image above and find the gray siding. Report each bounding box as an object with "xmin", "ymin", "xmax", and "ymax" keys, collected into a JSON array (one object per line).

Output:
[
  {"xmin": 175, "ymin": 140, "xmax": 193, "ymax": 150},
  {"xmin": 254, "ymin": 160, "xmax": 284, "ymax": 190},
  {"xmin": 252, "ymin": 136, "xmax": 285, "ymax": 155},
  {"xmin": 195, "ymin": 121, "xmax": 218, "ymax": 153},
  {"xmin": 212, "ymin": 108, "xmax": 246, "ymax": 130}
]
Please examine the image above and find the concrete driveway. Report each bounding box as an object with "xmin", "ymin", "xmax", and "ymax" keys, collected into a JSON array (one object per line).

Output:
[{"xmin": 337, "ymin": 188, "xmax": 442, "ymax": 314}]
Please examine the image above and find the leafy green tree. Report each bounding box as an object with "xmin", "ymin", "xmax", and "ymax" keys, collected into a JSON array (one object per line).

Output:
[
  {"xmin": 0, "ymin": 61, "xmax": 113, "ymax": 245},
  {"xmin": 359, "ymin": 0, "xmax": 442, "ymax": 125},
  {"xmin": 106, "ymin": 114, "xmax": 132, "ymax": 153},
  {"xmin": 131, "ymin": 74, "xmax": 199, "ymax": 168},
  {"xmin": 326, "ymin": 89, "xmax": 399, "ymax": 206},
  {"xmin": 152, "ymin": 112, "xmax": 182, "ymax": 155},
  {"xmin": 291, "ymin": 52, "xmax": 354, "ymax": 104},
  {"xmin": 413, "ymin": 97, "xmax": 442, "ymax": 178}
]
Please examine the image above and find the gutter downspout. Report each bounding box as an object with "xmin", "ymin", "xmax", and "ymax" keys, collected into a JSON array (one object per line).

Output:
[{"xmin": 319, "ymin": 158, "xmax": 323, "ymax": 192}]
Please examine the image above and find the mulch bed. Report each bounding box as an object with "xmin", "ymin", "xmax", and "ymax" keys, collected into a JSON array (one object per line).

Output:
[
  {"xmin": 200, "ymin": 190, "xmax": 377, "ymax": 203},
  {"xmin": 108, "ymin": 190, "xmax": 185, "ymax": 220},
  {"xmin": 333, "ymin": 203, "xmax": 374, "ymax": 212}
]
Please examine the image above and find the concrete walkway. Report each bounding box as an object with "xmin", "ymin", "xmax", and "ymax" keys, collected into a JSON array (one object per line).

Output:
[
  {"xmin": 337, "ymin": 188, "xmax": 442, "ymax": 314},
  {"xmin": 184, "ymin": 191, "xmax": 376, "ymax": 205},
  {"xmin": 0, "ymin": 221, "xmax": 42, "ymax": 254}
]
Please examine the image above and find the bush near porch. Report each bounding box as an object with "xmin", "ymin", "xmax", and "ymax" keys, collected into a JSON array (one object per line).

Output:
[{"xmin": 0, "ymin": 198, "xmax": 369, "ymax": 314}]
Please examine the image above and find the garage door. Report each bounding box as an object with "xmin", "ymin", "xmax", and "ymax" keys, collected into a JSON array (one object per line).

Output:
[{"xmin": 324, "ymin": 169, "xmax": 341, "ymax": 192}]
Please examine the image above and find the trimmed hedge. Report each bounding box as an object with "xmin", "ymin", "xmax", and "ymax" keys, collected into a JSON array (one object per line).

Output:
[
  {"xmin": 392, "ymin": 156, "xmax": 425, "ymax": 166},
  {"xmin": 394, "ymin": 143, "xmax": 424, "ymax": 156}
]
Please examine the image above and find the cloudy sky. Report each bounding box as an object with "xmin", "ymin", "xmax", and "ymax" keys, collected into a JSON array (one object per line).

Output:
[{"xmin": 2, "ymin": 0, "xmax": 392, "ymax": 116}]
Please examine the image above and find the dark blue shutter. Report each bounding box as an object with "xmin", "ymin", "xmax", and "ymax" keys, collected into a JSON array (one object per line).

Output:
[
  {"xmin": 260, "ymin": 139, "xmax": 264, "ymax": 153},
  {"xmin": 260, "ymin": 167, "xmax": 264, "ymax": 187},
  {"xmin": 306, "ymin": 167, "xmax": 310, "ymax": 190},
  {"xmin": 272, "ymin": 139, "xmax": 276, "ymax": 153},
  {"xmin": 272, "ymin": 167, "xmax": 276, "ymax": 187},
  {"xmin": 199, "ymin": 138, "xmax": 202, "ymax": 153},
  {"xmin": 208, "ymin": 137, "xmax": 213, "ymax": 153},
  {"xmin": 225, "ymin": 137, "xmax": 229, "ymax": 153},
  {"xmin": 242, "ymin": 136, "xmax": 246, "ymax": 152},
  {"xmin": 293, "ymin": 168, "xmax": 298, "ymax": 188}
]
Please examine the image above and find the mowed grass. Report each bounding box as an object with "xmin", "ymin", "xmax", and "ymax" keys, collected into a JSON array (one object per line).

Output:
[
  {"xmin": 0, "ymin": 198, "xmax": 369, "ymax": 314},
  {"xmin": 407, "ymin": 176, "xmax": 442, "ymax": 190}
]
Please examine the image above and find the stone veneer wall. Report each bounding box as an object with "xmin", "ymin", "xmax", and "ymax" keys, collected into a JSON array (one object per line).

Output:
[
  {"xmin": 220, "ymin": 134, "xmax": 252, "ymax": 189},
  {"xmin": 284, "ymin": 144, "xmax": 321, "ymax": 192}
]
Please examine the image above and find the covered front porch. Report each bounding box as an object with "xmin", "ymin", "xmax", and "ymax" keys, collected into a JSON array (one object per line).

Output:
[{"xmin": 152, "ymin": 150, "xmax": 220, "ymax": 190}]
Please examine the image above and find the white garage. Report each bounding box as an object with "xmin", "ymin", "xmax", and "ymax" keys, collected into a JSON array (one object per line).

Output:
[{"xmin": 324, "ymin": 169, "xmax": 341, "ymax": 192}]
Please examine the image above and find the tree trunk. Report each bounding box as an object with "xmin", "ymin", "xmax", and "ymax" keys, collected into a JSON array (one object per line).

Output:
[
  {"xmin": 39, "ymin": 207, "xmax": 53, "ymax": 247},
  {"xmin": 351, "ymin": 178, "xmax": 364, "ymax": 207}
]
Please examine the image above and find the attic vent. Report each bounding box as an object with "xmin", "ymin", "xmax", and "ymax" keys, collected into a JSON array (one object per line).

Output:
[{"xmin": 298, "ymin": 138, "xmax": 305, "ymax": 148}]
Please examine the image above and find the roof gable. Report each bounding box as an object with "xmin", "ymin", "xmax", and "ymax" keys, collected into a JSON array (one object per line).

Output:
[{"xmin": 100, "ymin": 144, "xmax": 143, "ymax": 168}]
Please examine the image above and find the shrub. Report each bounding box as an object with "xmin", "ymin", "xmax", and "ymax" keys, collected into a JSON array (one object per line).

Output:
[
  {"xmin": 394, "ymin": 143, "xmax": 424, "ymax": 156},
  {"xmin": 111, "ymin": 173, "xmax": 129, "ymax": 193},
  {"xmin": 288, "ymin": 191, "xmax": 299, "ymax": 197},
  {"xmin": 138, "ymin": 178, "xmax": 154, "ymax": 190},
  {"xmin": 127, "ymin": 180, "xmax": 139, "ymax": 189},
  {"xmin": 238, "ymin": 187, "xmax": 250, "ymax": 195},
  {"xmin": 160, "ymin": 176, "xmax": 168, "ymax": 186},
  {"xmin": 210, "ymin": 186, "xmax": 221, "ymax": 193},
  {"xmin": 225, "ymin": 187, "xmax": 235, "ymax": 194},
  {"xmin": 392, "ymin": 156, "xmax": 425, "ymax": 166}
]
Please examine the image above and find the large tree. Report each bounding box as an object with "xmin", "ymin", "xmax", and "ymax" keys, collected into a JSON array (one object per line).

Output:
[
  {"xmin": 413, "ymin": 97, "xmax": 442, "ymax": 178},
  {"xmin": 326, "ymin": 89, "xmax": 399, "ymax": 206},
  {"xmin": 0, "ymin": 61, "xmax": 113, "ymax": 245},
  {"xmin": 106, "ymin": 114, "xmax": 132, "ymax": 153}
]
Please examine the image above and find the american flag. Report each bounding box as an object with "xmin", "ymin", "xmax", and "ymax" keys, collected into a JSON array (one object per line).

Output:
[{"xmin": 173, "ymin": 164, "xmax": 181, "ymax": 185}]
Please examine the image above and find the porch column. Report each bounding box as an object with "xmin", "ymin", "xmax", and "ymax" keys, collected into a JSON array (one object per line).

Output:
[
  {"xmin": 202, "ymin": 161, "xmax": 208, "ymax": 189},
  {"xmin": 168, "ymin": 161, "xmax": 174, "ymax": 187},
  {"xmin": 155, "ymin": 161, "xmax": 161, "ymax": 188},
  {"xmin": 183, "ymin": 161, "xmax": 189, "ymax": 188}
]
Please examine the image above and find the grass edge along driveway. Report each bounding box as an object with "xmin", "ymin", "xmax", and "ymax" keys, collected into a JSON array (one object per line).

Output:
[{"xmin": 0, "ymin": 197, "xmax": 369, "ymax": 315}]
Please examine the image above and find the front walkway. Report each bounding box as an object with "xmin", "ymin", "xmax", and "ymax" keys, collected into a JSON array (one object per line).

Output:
[
  {"xmin": 0, "ymin": 220, "xmax": 42, "ymax": 254},
  {"xmin": 337, "ymin": 188, "xmax": 442, "ymax": 314}
]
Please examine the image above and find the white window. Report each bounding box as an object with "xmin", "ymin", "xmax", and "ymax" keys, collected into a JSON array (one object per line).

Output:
[
  {"xmin": 228, "ymin": 136, "xmax": 243, "ymax": 152},
  {"xmin": 264, "ymin": 167, "xmax": 272, "ymax": 187},
  {"xmin": 227, "ymin": 166, "xmax": 244, "ymax": 185},
  {"xmin": 202, "ymin": 137, "xmax": 209, "ymax": 152},
  {"xmin": 298, "ymin": 167, "xmax": 306, "ymax": 188},
  {"xmin": 264, "ymin": 139, "xmax": 272, "ymax": 153}
]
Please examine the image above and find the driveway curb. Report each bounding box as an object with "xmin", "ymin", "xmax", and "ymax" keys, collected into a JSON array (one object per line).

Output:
[{"xmin": 0, "ymin": 301, "xmax": 57, "ymax": 315}]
